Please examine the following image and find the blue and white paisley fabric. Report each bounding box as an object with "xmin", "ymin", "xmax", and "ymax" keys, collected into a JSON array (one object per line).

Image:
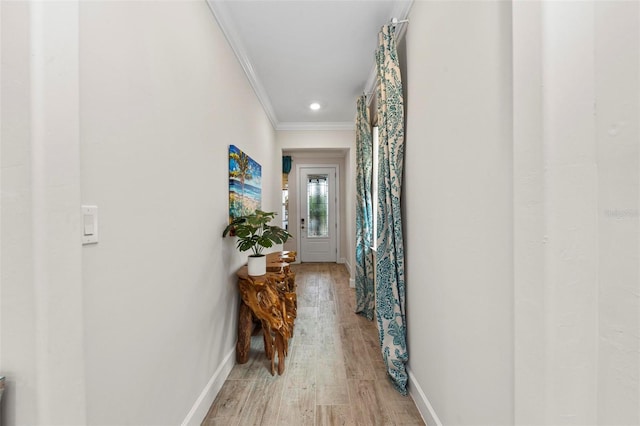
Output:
[
  {"xmin": 375, "ymin": 24, "xmax": 408, "ymax": 395},
  {"xmin": 355, "ymin": 95, "xmax": 375, "ymax": 320}
]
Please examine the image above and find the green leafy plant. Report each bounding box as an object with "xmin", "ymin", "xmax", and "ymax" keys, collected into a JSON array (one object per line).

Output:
[{"xmin": 222, "ymin": 210, "xmax": 292, "ymax": 257}]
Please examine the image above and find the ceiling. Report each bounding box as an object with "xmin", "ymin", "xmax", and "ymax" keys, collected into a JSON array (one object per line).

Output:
[{"xmin": 207, "ymin": 0, "xmax": 413, "ymax": 131}]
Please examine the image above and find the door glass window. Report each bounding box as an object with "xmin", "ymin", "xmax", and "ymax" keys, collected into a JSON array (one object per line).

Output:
[{"xmin": 307, "ymin": 174, "xmax": 329, "ymax": 237}]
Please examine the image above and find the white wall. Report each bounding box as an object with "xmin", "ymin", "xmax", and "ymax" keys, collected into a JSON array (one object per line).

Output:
[
  {"xmin": 514, "ymin": 2, "xmax": 640, "ymax": 425},
  {"xmin": 79, "ymin": 2, "xmax": 279, "ymax": 425},
  {"xmin": 405, "ymin": 1, "xmax": 639, "ymax": 425},
  {"xmin": 1, "ymin": 5, "xmax": 38, "ymax": 424},
  {"xmin": 1, "ymin": 2, "xmax": 87, "ymax": 424},
  {"xmin": 403, "ymin": 1, "xmax": 514, "ymax": 425},
  {"xmin": 593, "ymin": 4, "xmax": 639, "ymax": 423},
  {"xmin": 278, "ymin": 130, "xmax": 356, "ymax": 280},
  {"xmin": 2, "ymin": 1, "xmax": 280, "ymax": 425},
  {"xmin": 278, "ymin": 130, "xmax": 355, "ymax": 151}
]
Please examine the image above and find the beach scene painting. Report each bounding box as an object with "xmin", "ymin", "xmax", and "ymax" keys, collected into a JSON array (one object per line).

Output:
[{"xmin": 229, "ymin": 145, "xmax": 262, "ymax": 221}]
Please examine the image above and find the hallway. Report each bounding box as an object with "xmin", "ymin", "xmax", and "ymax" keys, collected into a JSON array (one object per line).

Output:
[{"xmin": 202, "ymin": 263, "xmax": 424, "ymax": 425}]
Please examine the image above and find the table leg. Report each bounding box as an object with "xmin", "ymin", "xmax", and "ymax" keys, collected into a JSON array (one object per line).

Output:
[
  {"xmin": 236, "ymin": 301, "xmax": 252, "ymax": 364},
  {"xmin": 275, "ymin": 333, "xmax": 286, "ymax": 375},
  {"xmin": 262, "ymin": 323, "xmax": 274, "ymax": 361}
]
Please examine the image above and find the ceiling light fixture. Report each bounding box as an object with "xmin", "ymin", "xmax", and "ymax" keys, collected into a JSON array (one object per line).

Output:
[{"xmin": 309, "ymin": 102, "xmax": 321, "ymax": 111}]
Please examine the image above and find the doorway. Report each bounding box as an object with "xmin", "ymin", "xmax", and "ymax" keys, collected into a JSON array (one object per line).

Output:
[{"xmin": 298, "ymin": 166, "xmax": 338, "ymax": 262}]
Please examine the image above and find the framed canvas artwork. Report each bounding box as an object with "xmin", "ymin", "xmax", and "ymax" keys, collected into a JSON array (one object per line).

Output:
[{"xmin": 228, "ymin": 145, "xmax": 262, "ymax": 221}]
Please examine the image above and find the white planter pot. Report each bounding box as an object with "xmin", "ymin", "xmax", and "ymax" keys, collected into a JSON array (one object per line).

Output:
[{"xmin": 247, "ymin": 255, "xmax": 266, "ymax": 276}]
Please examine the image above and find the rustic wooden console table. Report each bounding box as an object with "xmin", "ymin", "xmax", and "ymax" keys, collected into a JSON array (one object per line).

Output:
[{"xmin": 236, "ymin": 251, "xmax": 297, "ymax": 375}]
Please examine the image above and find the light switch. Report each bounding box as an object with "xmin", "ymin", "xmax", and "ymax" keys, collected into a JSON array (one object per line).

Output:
[
  {"xmin": 82, "ymin": 205, "xmax": 98, "ymax": 244},
  {"xmin": 84, "ymin": 215, "xmax": 94, "ymax": 235}
]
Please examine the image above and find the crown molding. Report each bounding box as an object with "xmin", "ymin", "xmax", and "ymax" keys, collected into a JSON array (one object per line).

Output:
[
  {"xmin": 206, "ymin": 0, "xmax": 279, "ymax": 128},
  {"xmin": 363, "ymin": 0, "xmax": 415, "ymax": 100},
  {"xmin": 276, "ymin": 122, "xmax": 355, "ymax": 131}
]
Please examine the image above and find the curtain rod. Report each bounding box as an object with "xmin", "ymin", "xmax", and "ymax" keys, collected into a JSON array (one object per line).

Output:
[{"xmin": 390, "ymin": 18, "xmax": 409, "ymax": 25}]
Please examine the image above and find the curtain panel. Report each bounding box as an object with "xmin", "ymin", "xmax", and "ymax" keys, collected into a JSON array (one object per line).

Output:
[
  {"xmin": 282, "ymin": 156, "xmax": 292, "ymax": 175},
  {"xmin": 355, "ymin": 95, "xmax": 375, "ymax": 320},
  {"xmin": 375, "ymin": 24, "xmax": 408, "ymax": 395}
]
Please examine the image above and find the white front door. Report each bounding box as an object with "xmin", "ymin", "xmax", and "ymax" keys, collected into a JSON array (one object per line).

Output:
[{"xmin": 299, "ymin": 166, "xmax": 337, "ymax": 262}]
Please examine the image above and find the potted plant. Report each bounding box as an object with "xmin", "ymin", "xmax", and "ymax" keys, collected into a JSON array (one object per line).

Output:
[{"xmin": 222, "ymin": 209, "xmax": 292, "ymax": 276}]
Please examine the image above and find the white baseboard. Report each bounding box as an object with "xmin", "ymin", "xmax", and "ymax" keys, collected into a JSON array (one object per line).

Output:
[
  {"xmin": 338, "ymin": 257, "xmax": 350, "ymax": 270},
  {"xmin": 407, "ymin": 367, "xmax": 443, "ymax": 426},
  {"xmin": 339, "ymin": 258, "xmax": 355, "ymax": 288},
  {"xmin": 181, "ymin": 347, "xmax": 235, "ymax": 426},
  {"xmin": 339, "ymin": 257, "xmax": 353, "ymax": 275}
]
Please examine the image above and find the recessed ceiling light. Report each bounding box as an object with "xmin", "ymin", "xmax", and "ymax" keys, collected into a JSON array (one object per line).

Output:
[{"xmin": 309, "ymin": 102, "xmax": 321, "ymax": 111}]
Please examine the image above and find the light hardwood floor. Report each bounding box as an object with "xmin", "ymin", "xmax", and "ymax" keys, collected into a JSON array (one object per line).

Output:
[{"xmin": 202, "ymin": 263, "xmax": 425, "ymax": 426}]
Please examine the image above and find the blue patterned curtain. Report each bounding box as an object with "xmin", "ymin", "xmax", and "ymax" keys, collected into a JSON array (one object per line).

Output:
[
  {"xmin": 282, "ymin": 156, "xmax": 292, "ymax": 174},
  {"xmin": 355, "ymin": 95, "xmax": 375, "ymax": 320},
  {"xmin": 375, "ymin": 24, "xmax": 408, "ymax": 395}
]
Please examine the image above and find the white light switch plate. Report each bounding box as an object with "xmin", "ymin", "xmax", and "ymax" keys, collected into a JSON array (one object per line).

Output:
[{"xmin": 82, "ymin": 205, "xmax": 98, "ymax": 244}]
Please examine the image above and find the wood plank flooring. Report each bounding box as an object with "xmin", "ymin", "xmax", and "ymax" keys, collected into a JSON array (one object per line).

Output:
[{"xmin": 202, "ymin": 263, "xmax": 425, "ymax": 426}]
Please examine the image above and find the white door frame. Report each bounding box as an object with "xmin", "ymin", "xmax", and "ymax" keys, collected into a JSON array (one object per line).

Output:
[{"xmin": 296, "ymin": 163, "xmax": 340, "ymax": 263}]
